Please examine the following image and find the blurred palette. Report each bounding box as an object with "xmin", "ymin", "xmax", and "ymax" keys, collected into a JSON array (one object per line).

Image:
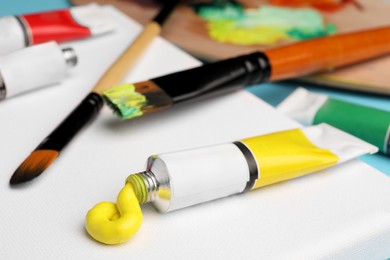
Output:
[{"xmin": 72, "ymin": 0, "xmax": 390, "ymax": 95}]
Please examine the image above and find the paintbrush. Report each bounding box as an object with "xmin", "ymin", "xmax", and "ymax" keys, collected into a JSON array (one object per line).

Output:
[
  {"xmin": 10, "ymin": 0, "xmax": 179, "ymax": 186},
  {"xmin": 102, "ymin": 26, "xmax": 390, "ymax": 120}
]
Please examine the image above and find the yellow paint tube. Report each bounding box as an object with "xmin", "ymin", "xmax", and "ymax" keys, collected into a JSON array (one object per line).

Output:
[
  {"xmin": 126, "ymin": 123, "xmax": 377, "ymax": 212},
  {"xmin": 86, "ymin": 123, "xmax": 377, "ymax": 244}
]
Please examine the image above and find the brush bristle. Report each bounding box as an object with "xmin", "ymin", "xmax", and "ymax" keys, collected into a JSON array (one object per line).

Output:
[
  {"xmin": 10, "ymin": 150, "xmax": 59, "ymax": 185},
  {"xmin": 103, "ymin": 84, "xmax": 147, "ymax": 120}
]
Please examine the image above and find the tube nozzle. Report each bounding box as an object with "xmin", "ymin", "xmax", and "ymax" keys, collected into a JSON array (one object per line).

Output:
[
  {"xmin": 62, "ymin": 47, "xmax": 78, "ymax": 68},
  {"xmin": 126, "ymin": 171, "xmax": 158, "ymax": 204}
]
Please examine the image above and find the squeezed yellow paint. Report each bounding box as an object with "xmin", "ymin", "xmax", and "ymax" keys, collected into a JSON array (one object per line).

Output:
[
  {"xmin": 85, "ymin": 183, "xmax": 143, "ymax": 245},
  {"xmin": 241, "ymin": 128, "xmax": 339, "ymax": 189}
]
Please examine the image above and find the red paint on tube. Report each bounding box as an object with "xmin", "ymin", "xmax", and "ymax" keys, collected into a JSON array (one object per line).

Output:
[
  {"xmin": 0, "ymin": 4, "xmax": 113, "ymax": 56},
  {"xmin": 22, "ymin": 9, "xmax": 91, "ymax": 44}
]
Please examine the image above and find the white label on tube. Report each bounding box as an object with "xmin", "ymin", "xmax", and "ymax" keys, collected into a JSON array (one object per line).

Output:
[
  {"xmin": 0, "ymin": 41, "xmax": 68, "ymax": 98},
  {"xmin": 277, "ymin": 87, "xmax": 328, "ymax": 125},
  {"xmin": 0, "ymin": 16, "xmax": 26, "ymax": 56},
  {"xmin": 155, "ymin": 143, "xmax": 250, "ymax": 212},
  {"xmin": 71, "ymin": 4, "xmax": 115, "ymax": 36}
]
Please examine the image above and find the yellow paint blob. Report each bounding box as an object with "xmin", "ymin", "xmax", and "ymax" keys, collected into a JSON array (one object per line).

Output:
[{"xmin": 85, "ymin": 183, "xmax": 143, "ymax": 245}]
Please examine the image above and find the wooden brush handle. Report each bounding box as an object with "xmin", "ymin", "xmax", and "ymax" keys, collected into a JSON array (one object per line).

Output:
[
  {"xmin": 264, "ymin": 26, "xmax": 390, "ymax": 81},
  {"xmin": 93, "ymin": 22, "xmax": 161, "ymax": 94}
]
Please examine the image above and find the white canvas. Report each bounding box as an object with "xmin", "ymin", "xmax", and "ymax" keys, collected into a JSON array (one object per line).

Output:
[{"xmin": 0, "ymin": 6, "xmax": 389, "ymax": 259}]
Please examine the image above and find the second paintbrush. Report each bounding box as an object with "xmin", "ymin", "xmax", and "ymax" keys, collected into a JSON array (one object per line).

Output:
[
  {"xmin": 104, "ymin": 26, "xmax": 390, "ymax": 120},
  {"xmin": 10, "ymin": 1, "xmax": 179, "ymax": 186}
]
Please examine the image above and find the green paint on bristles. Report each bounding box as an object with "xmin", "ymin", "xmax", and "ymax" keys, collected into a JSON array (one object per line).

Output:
[{"xmin": 103, "ymin": 84, "xmax": 146, "ymax": 120}]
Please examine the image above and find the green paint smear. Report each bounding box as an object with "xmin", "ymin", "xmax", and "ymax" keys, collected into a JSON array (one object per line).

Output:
[
  {"xmin": 103, "ymin": 84, "xmax": 146, "ymax": 120},
  {"xmin": 195, "ymin": 4, "xmax": 337, "ymax": 45},
  {"xmin": 197, "ymin": 1, "xmax": 244, "ymax": 21}
]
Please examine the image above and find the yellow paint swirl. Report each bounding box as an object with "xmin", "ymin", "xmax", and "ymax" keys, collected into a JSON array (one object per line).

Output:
[{"xmin": 85, "ymin": 183, "xmax": 143, "ymax": 245}]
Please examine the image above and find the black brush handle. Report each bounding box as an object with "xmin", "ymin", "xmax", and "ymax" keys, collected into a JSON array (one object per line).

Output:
[
  {"xmin": 36, "ymin": 93, "xmax": 103, "ymax": 152},
  {"xmin": 153, "ymin": 0, "xmax": 179, "ymax": 25},
  {"xmin": 152, "ymin": 52, "xmax": 271, "ymax": 103}
]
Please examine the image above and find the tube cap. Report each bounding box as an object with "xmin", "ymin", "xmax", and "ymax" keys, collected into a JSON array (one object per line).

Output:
[{"xmin": 0, "ymin": 41, "xmax": 76, "ymax": 99}]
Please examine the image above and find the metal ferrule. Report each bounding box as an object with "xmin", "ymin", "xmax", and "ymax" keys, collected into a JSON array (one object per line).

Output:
[{"xmin": 61, "ymin": 47, "xmax": 78, "ymax": 68}]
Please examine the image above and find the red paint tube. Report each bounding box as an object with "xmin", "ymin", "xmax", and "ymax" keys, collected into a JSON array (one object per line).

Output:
[{"xmin": 0, "ymin": 4, "xmax": 114, "ymax": 55}]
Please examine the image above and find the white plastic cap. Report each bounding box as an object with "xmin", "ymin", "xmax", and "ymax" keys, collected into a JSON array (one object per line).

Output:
[{"xmin": 0, "ymin": 41, "xmax": 73, "ymax": 98}]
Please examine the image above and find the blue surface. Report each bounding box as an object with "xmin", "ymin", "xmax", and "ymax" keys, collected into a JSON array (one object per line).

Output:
[
  {"xmin": 0, "ymin": 0, "xmax": 70, "ymax": 16},
  {"xmin": 1, "ymin": 0, "xmax": 389, "ymax": 176}
]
